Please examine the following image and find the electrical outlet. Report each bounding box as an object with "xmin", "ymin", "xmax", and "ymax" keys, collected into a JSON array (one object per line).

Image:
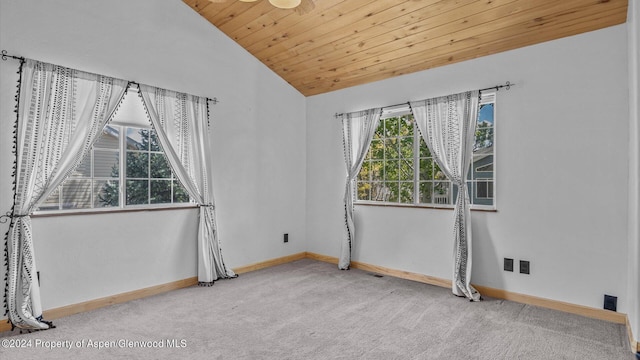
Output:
[
  {"xmin": 519, "ymin": 260, "xmax": 530, "ymax": 274},
  {"xmin": 504, "ymin": 258, "xmax": 514, "ymax": 272},
  {"xmin": 604, "ymin": 294, "xmax": 617, "ymax": 312},
  {"xmin": 283, "ymin": 233, "xmax": 289, "ymax": 243}
]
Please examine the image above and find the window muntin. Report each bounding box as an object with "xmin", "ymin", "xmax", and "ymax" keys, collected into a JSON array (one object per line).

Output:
[
  {"xmin": 123, "ymin": 127, "xmax": 188, "ymax": 206},
  {"xmin": 37, "ymin": 91, "xmax": 190, "ymax": 213},
  {"xmin": 356, "ymin": 93, "xmax": 496, "ymax": 209},
  {"xmin": 358, "ymin": 115, "xmax": 416, "ymax": 204}
]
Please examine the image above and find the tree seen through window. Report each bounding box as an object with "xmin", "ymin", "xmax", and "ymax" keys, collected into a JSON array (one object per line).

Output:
[{"xmin": 356, "ymin": 93, "xmax": 495, "ymax": 208}]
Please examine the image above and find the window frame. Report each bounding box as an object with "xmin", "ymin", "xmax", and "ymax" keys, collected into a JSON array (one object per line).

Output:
[
  {"xmin": 355, "ymin": 92, "xmax": 496, "ymax": 211},
  {"xmin": 34, "ymin": 90, "xmax": 194, "ymax": 216}
]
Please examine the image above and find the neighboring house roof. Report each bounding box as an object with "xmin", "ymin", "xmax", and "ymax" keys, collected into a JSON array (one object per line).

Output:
[
  {"xmin": 473, "ymin": 145, "xmax": 493, "ymax": 162},
  {"xmin": 103, "ymin": 125, "xmax": 144, "ymax": 150}
]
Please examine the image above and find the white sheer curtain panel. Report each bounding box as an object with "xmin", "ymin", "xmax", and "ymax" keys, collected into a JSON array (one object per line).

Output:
[
  {"xmin": 410, "ymin": 91, "xmax": 481, "ymax": 301},
  {"xmin": 138, "ymin": 85, "xmax": 235, "ymax": 285},
  {"xmin": 5, "ymin": 59, "xmax": 128, "ymax": 329},
  {"xmin": 340, "ymin": 108, "xmax": 382, "ymax": 270}
]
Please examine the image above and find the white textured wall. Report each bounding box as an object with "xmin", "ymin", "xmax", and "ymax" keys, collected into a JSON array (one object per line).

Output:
[
  {"xmin": 306, "ymin": 25, "xmax": 631, "ymax": 314},
  {"xmin": 0, "ymin": 0, "xmax": 307, "ymax": 311},
  {"xmin": 627, "ymin": 0, "xmax": 640, "ymax": 344}
]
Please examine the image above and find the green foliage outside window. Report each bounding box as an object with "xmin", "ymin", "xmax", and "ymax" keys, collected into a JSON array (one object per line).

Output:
[
  {"xmin": 356, "ymin": 98, "xmax": 495, "ymax": 207},
  {"xmin": 357, "ymin": 115, "xmax": 439, "ymax": 204},
  {"xmin": 99, "ymin": 128, "xmax": 189, "ymax": 207}
]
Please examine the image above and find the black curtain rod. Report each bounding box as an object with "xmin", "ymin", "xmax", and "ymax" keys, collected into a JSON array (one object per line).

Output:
[
  {"xmin": 1, "ymin": 50, "xmax": 219, "ymax": 104},
  {"xmin": 478, "ymin": 81, "xmax": 513, "ymax": 92},
  {"xmin": 127, "ymin": 80, "xmax": 218, "ymax": 104},
  {"xmin": 334, "ymin": 81, "xmax": 514, "ymax": 118}
]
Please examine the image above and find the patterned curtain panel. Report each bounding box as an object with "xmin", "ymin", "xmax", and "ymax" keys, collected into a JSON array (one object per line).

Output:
[
  {"xmin": 138, "ymin": 85, "xmax": 235, "ymax": 285},
  {"xmin": 339, "ymin": 109, "xmax": 382, "ymax": 270},
  {"xmin": 5, "ymin": 59, "xmax": 128, "ymax": 329},
  {"xmin": 410, "ymin": 91, "xmax": 481, "ymax": 301}
]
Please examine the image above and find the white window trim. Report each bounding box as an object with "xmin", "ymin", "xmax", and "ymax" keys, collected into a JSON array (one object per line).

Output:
[
  {"xmin": 476, "ymin": 91, "xmax": 496, "ymax": 210},
  {"xmin": 32, "ymin": 203, "xmax": 198, "ymax": 218}
]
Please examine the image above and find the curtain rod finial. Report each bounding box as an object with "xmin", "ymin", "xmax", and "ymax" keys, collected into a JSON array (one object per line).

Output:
[{"xmin": 1, "ymin": 50, "xmax": 25, "ymax": 62}]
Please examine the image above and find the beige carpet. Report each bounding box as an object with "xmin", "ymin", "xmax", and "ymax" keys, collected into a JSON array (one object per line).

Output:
[{"xmin": 0, "ymin": 259, "xmax": 635, "ymax": 359}]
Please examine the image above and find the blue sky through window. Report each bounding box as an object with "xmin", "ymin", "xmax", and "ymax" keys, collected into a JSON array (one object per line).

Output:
[{"xmin": 478, "ymin": 103, "xmax": 494, "ymax": 125}]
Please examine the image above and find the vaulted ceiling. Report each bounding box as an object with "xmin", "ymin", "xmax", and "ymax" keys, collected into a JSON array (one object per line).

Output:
[{"xmin": 183, "ymin": 0, "xmax": 628, "ymax": 96}]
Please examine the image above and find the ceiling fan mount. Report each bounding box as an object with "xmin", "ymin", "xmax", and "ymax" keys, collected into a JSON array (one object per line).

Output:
[{"xmin": 209, "ymin": 0, "xmax": 315, "ymax": 14}]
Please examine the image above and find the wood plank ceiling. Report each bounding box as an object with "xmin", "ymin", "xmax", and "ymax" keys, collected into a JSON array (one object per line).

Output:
[{"xmin": 183, "ymin": 0, "xmax": 628, "ymax": 96}]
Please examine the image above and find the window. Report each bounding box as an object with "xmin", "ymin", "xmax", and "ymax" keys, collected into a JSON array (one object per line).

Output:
[
  {"xmin": 469, "ymin": 93, "xmax": 495, "ymax": 206},
  {"xmin": 357, "ymin": 114, "xmax": 415, "ymax": 203},
  {"xmin": 37, "ymin": 90, "xmax": 190, "ymax": 212},
  {"xmin": 356, "ymin": 93, "xmax": 496, "ymax": 209}
]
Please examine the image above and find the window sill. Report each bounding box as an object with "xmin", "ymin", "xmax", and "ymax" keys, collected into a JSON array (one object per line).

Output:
[
  {"xmin": 32, "ymin": 204, "xmax": 199, "ymax": 218},
  {"xmin": 355, "ymin": 202, "xmax": 497, "ymax": 212}
]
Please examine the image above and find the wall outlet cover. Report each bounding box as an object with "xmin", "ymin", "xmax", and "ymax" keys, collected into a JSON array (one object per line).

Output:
[
  {"xmin": 504, "ymin": 258, "xmax": 514, "ymax": 272},
  {"xmin": 283, "ymin": 233, "xmax": 289, "ymax": 243},
  {"xmin": 604, "ymin": 294, "xmax": 617, "ymax": 312},
  {"xmin": 519, "ymin": 260, "xmax": 530, "ymax": 274}
]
